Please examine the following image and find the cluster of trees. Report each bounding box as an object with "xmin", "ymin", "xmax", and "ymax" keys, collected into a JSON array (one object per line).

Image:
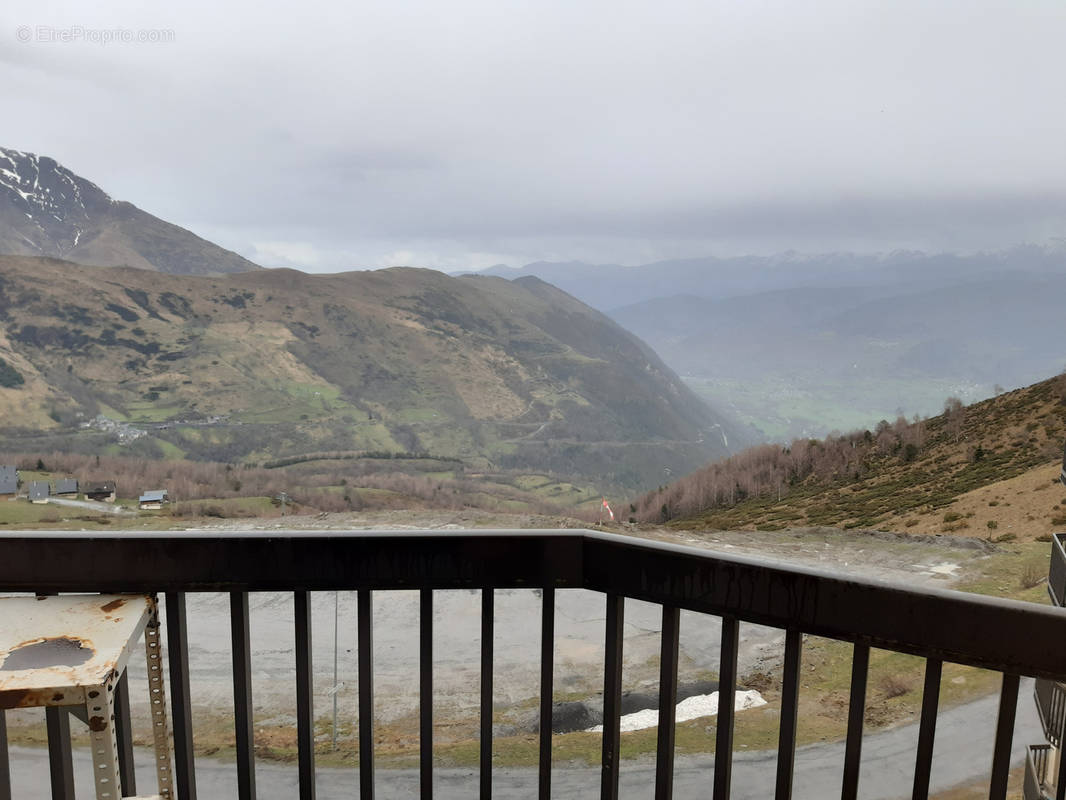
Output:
[{"xmin": 631, "ymin": 414, "xmax": 929, "ymax": 523}]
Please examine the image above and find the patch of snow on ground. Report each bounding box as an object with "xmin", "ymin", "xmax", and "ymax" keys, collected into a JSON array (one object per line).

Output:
[
  {"xmin": 587, "ymin": 689, "xmax": 767, "ymax": 733},
  {"xmin": 928, "ymin": 562, "xmax": 960, "ymax": 577}
]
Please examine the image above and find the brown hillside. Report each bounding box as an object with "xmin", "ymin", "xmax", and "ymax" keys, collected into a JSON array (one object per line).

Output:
[
  {"xmin": 0, "ymin": 256, "xmax": 745, "ymax": 489},
  {"xmin": 634, "ymin": 374, "xmax": 1066, "ymax": 535}
]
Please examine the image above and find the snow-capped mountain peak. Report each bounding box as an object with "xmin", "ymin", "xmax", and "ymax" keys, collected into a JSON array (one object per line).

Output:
[{"xmin": 0, "ymin": 147, "xmax": 114, "ymax": 253}]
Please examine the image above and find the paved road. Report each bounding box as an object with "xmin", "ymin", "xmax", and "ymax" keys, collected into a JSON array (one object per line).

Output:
[{"xmin": 7, "ymin": 681, "xmax": 1041, "ymax": 799}]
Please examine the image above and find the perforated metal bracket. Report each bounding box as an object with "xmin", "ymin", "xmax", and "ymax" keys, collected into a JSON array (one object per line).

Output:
[{"xmin": 144, "ymin": 596, "xmax": 174, "ymax": 800}]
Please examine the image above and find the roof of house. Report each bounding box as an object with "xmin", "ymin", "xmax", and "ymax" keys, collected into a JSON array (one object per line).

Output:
[
  {"xmin": 55, "ymin": 478, "xmax": 78, "ymax": 494},
  {"xmin": 28, "ymin": 481, "xmax": 49, "ymax": 500},
  {"xmin": 0, "ymin": 466, "xmax": 16, "ymax": 494},
  {"xmin": 87, "ymin": 481, "xmax": 116, "ymax": 493},
  {"xmin": 139, "ymin": 489, "xmax": 169, "ymax": 503}
]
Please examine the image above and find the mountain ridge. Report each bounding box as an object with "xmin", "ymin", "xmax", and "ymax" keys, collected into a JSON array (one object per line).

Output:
[
  {"xmin": 0, "ymin": 147, "xmax": 260, "ymax": 275},
  {"xmin": 0, "ymin": 255, "xmax": 749, "ymax": 489}
]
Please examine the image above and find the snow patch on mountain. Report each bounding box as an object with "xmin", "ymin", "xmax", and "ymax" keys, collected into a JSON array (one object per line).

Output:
[{"xmin": 0, "ymin": 146, "xmax": 112, "ymax": 253}]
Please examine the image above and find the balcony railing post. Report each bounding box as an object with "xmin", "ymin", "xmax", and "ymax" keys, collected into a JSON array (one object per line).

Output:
[
  {"xmin": 420, "ymin": 588, "xmax": 434, "ymax": 800},
  {"xmin": 775, "ymin": 628, "xmax": 803, "ymax": 800},
  {"xmin": 481, "ymin": 588, "xmax": 494, "ymax": 800},
  {"xmin": 989, "ymin": 673, "xmax": 1020, "ymax": 800},
  {"xmin": 294, "ymin": 590, "xmax": 316, "ymax": 800},
  {"xmin": 230, "ymin": 591, "xmax": 257, "ymax": 800},
  {"xmin": 358, "ymin": 589, "xmax": 375, "ymax": 800},
  {"xmin": 539, "ymin": 586, "xmax": 556, "ymax": 800},
  {"xmin": 713, "ymin": 615, "xmax": 739, "ymax": 800},
  {"xmin": 911, "ymin": 658, "xmax": 942, "ymax": 800},
  {"xmin": 655, "ymin": 606, "xmax": 681, "ymax": 800},
  {"xmin": 166, "ymin": 591, "xmax": 198, "ymax": 800},
  {"xmin": 45, "ymin": 707, "xmax": 74, "ymax": 800},
  {"xmin": 841, "ymin": 643, "xmax": 870, "ymax": 800},
  {"xmin": 1056, "ymin": 740, "xmax": 1066, "ymax": 800},
  {"xmin": 600, "ymin": 593, "xmax": 625, "ymax": 800},
  {"xmin": 0, "ymin": 711, "xmax": 9, "ymax": 800}
]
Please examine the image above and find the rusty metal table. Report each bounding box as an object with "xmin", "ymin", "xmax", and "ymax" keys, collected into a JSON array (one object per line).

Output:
[{"xmin": 0, "ymin": 594, "xmax": 173, "ymax": 799}]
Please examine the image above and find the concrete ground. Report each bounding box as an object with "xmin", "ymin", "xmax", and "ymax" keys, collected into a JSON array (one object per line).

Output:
[{"xmin": 6, "ymin": 680, "xmax": 1041, "ymax": 799}]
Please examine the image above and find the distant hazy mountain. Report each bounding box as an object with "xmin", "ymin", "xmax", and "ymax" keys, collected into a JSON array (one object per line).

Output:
[
  {"xmin": 478, "ymin": 246, "xmax": 1066, "ymax": 438},
  {"xmin": 0, "ymin": 256, "xmax": 749, "ymax": 488},
  {"xmin": 476, "ymin": 247, "xmax": 1066, "ymax": 311},
  {"xmin": 0, "ymin": 147, "xmax": 260, "ymax": 275},
  {"xmin": 612, "ymin": 275, "xmax": 1066, "ymax": 386}
]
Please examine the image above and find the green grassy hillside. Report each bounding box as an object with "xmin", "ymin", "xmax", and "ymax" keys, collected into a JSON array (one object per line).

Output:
[{"xmin": 0, "ymin": 257, "xmax": 745, "ymax": 490}]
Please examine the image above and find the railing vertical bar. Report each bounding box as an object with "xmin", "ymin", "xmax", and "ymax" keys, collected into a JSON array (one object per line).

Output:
[
  {"xmin": 166, "ymin": 591, "xmax": 198, "ymax": 800},
  {"xmin": 1056, "ymin": 734, "xmax": 1066, "ymax": 800},
  {"xmin": 294, "ymin": 591, "xmax": 316, "ymax": 800},
  {"xmin": 114, "ymin": 672, "xmax": 137, "ymax": 797},
  {"xmin": 774, "ymin": 628, "xmax": 802, "ymax": 800},
  {"xmin": 45, "ymin": 707, "xmax": 74, "ymax": 800},
  {"xmin": 988, "ymin": 673, "xmax": 1019, "ymax": 800},
  {"xmin": 600, "ymin": 593, "xmax": 625, "ymax": 800},
  {"xmin": 480, "ymin": 588, "xmax": 494, "ymax": 800},
  {"xmin": 655, "ymin": 606, "xmax": 681, "ymax": 800},
  {"xmin": 230, "ymin": 591, "xmax": 257, "ymax": 800},
  {"xmin": 539, "ymin": 586, "xmax": 556, "ymax": 800},
  {"xmin": 713, "ymin": 615, "xmax": 739, "ymax": 800},
  {"xmin": 0, "ymin": 711, "xmax": 9, "ymax": 800},
  {"xmin": 841, "ymin": 643, "xmax": 870, "ymax": 800},
  {"xmin": 0, "ymin": 711, "xmax": 8, "ymax": 800},
  {"xmin": 358, "ymin": 589, "xmax": 375, "ymax": 800},
  {"xmin": 911, "ymin": 658, "xmax": 942, "ymax": 800},
  {"xmin": 420, "ymin": 589, "xmax": 434, "ymax": 800}
]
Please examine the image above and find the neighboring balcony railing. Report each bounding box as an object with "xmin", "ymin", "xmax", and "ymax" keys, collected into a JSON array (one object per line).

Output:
[
  {"xmin": 1, "ymin": 529, "xmax": 1066, "ymax": 800},
  {"xmin": 1025, "ymin": 743, "xmax": 1052, "ymax": 800},
  {"xmin": 1037, "ymin": 678, "xmax": 1066, "ymax": 748},
  {"xmin": 1051, "ymin": 533, "xmax": 1066, "ymax": 608}
]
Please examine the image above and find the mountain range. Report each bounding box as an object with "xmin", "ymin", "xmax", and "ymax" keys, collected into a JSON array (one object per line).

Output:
[{"xmin": 476, "ymin": 247, "xmax": 1066, "ymax": 438}]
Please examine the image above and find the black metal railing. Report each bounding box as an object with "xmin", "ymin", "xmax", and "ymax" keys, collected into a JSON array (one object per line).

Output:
[
  {"xmin": 1037, "ymin": 678, "xmax": 1066, "ymax": 747},
  {"xmin": 1025, "ymin": 744, "xmax": 1052, "ymax": 800},
  {"xmin": 1, "ymin": 529, "xmax": 1066, "ymax": 800},
  {"xmin": 1051, "ymin": 533, "xmax": 1066, "ymax": 608}
]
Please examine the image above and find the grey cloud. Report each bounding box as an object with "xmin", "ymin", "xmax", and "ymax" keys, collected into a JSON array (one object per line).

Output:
[{"xmin": 3, "ymin": 0, "xmax": 1065, "ymax": 270}]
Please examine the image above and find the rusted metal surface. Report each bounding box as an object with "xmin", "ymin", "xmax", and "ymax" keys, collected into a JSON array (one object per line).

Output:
[{"xmin": 0, "ymin": 594, "xmax": 151, "ymax": 709}]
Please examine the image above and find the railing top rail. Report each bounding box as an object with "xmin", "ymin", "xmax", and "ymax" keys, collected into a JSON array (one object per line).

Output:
[{"xmin": 0, "ymin": 529, "xmax": 1064, "ymax": 679}]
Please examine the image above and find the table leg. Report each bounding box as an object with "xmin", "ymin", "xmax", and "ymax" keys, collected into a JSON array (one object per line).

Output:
[
  {"xmin": 86, "ymin": 681, "xmax": 121, "ymax": 800},
  {"xmin": 114, "ymin": 674, "xmax": 136, "ymax": 796}
]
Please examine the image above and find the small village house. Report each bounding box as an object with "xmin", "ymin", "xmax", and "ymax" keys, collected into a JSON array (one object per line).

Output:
[
  {"xmin": 54, "ymin": 478, "xmax": 78, "ymax": 497},
  {"xmin": 0, "ymin": 466, "xmax": 16, "ymax": 496},
  {"xmin": 28, "ymin": 481, "xmax": 50, "ymax": 504},
  {"xmin": 86, "ymin": 481, "xmax": 117, "ymax": 503},
  {"xmin": 138, "ymin": 489, "xmax": 169, "ymax": 510}
]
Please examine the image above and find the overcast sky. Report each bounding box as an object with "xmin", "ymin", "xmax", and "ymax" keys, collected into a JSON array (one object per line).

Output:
[{"xmin": 3, "ymin": 0, "xmax": 1066, "ymax": 271}]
